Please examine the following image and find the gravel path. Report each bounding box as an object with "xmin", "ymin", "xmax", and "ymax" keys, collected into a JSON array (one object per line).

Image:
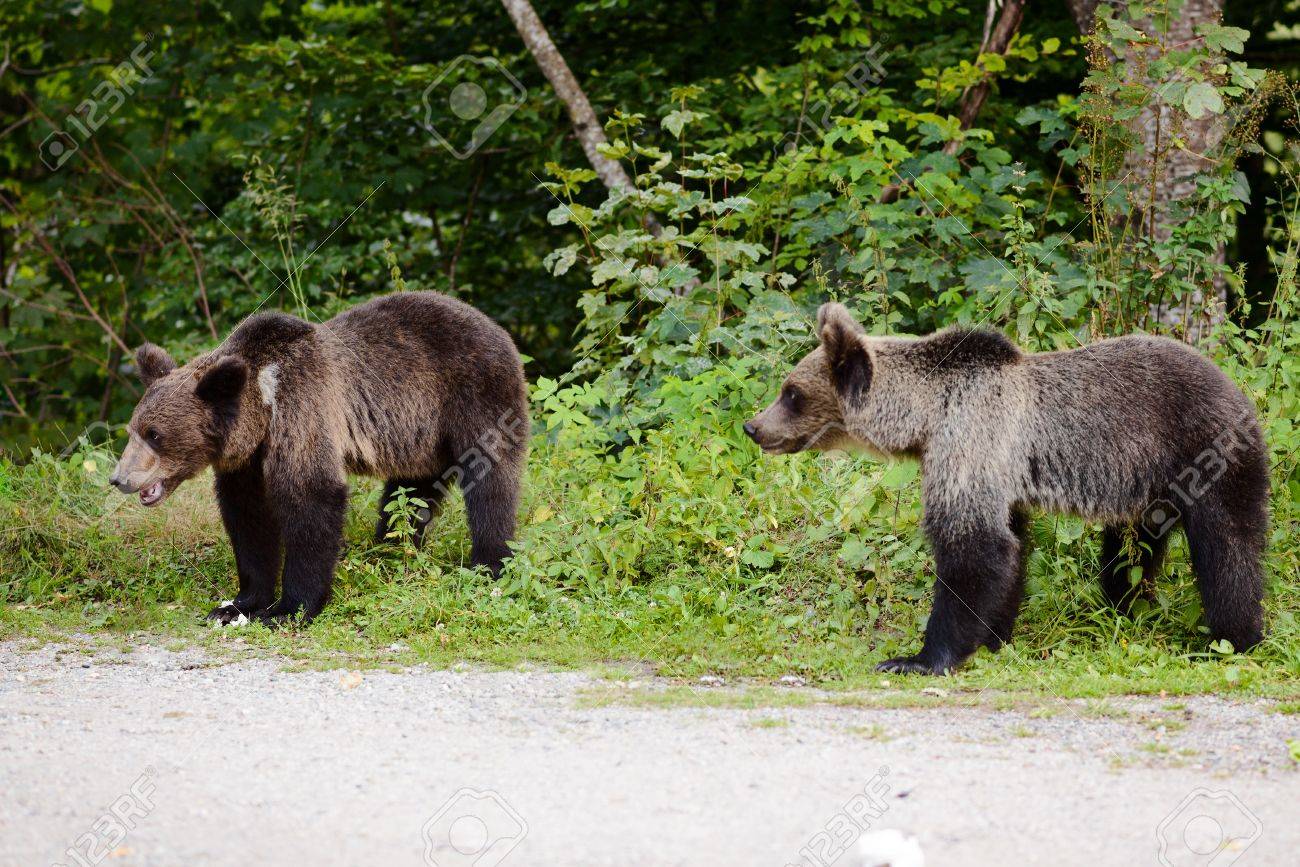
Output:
[{"xmin": 1, "ymin": 642, "xmax": 1296, "ymax": 866}]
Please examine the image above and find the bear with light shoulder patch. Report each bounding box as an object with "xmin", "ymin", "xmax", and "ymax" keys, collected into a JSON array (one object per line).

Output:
[{"xmin": 110, "ymin": 291, "xmax": 529, "ymax": 625}]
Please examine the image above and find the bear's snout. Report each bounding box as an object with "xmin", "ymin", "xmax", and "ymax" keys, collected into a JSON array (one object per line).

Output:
[
  {"xmin": 108, "ymin": 470, "xmax": 142, "ymax": 495},
  {"xmin": 109, "ymin": 435, "xmax": 163, "ymax": 496},
  {"xmin": 742, "ymin": 421, "xmax": 759, "ymax": 441}
]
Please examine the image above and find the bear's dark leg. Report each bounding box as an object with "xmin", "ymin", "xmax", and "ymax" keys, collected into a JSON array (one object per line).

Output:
[
  {"xmin": 459, "ymin": 452, "xmax": 523, "ymax": 577},
  {"xmin": 1182, "ymin": 496, "xmax": 1266, "ymax": 653},
  {"xmin": 209, "ymin": 459, "xmax": 282, "ymax": 624},
  {"xmin": 374, "ymin": 477, "xmax": 449, "ymax": 545},
  {"xmin": 1099, "ymin": 523, "xmax": 1166, "ymax": 613},
  {"xmin": 257, "ymin": 477, "xmax": 348, "ymax": 625},
  {"xmin": 878, "ymin": 507, "xmax": 1022, "ymax": 675},
  {"xmin": 984, "ymin": 508, "xmax": 1030, "ymax": 652}
]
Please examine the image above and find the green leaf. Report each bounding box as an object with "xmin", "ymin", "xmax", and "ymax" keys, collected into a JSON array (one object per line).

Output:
[
  {"xmin": 662, "ymin": 109, "xmax": 704, "ymax": 138},
  {"xmin": 1183, "ymin": 81, "xmax": 1224, "ymax": 119},
  {"xmin": 1198, "ymin": 23, "xmax": 1249, "ymax": 54},
  {"xmin": 590, "ymin": 257, "xmax": 635, "ymax": 285},
  {"xmin": 1104, "ymin": 17, "xmax": 1147, "ymax": 43}
]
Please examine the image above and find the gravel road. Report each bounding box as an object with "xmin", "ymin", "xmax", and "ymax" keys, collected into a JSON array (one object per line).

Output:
[{"xmin": 1, "ymin": 641, "xmax": 1296, "ymax": 866}]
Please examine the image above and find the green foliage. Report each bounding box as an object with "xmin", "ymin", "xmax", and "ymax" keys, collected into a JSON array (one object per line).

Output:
[
  {"xmin": 2, "ymin": 1, "xmax": 1299, "ymax": 692},
  {"xmin": 381, "ymin": 486, "xmax": 428, "ymax": 544},
  {"xmin": 3, "ymin": 355, "xmax": 1299, "ymax": 694}
]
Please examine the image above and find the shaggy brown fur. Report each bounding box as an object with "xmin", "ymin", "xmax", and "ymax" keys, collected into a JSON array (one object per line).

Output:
[
  {"xmin": 110, "ymin": 291, "xmax": 529, "ymax": 624},
  {"xmin": 746, "ymin": 303, "xmax": 1269, "ymax": 674}
]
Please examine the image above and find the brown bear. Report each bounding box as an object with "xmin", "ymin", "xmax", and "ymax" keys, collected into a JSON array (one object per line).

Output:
[
  {"xmin": 745, "ymin": 303, "xmax": 1269, "ymax": 674},
  {"xmin": 109, "ymin": 291, "xmax": 529, "ymax": 625}
]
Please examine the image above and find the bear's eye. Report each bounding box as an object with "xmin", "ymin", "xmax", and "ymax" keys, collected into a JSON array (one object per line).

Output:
[
  {"xmin": 144, "ymin": 428, "xmax": 162, "ymax": 448},
  {"xmin": 782, "ymin": 386, "xmax": 804, "ymax": 414}
]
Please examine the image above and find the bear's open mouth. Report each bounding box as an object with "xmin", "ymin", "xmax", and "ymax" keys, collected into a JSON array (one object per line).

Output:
[
  {"xmin": 139, "ymin": 480, "xmax": 165, "ymax": 507},
  {"xmin": 760, "ymin": 438, "xmax": 797, "ymax": 455}
]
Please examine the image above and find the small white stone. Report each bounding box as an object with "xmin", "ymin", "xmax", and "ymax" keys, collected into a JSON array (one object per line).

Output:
[{"xmin": 856, "ymin": 829, "xmax": 925, "ymax": 867}]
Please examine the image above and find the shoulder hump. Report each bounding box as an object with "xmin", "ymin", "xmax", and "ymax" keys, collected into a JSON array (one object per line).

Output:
[{"xmin": 914, "ymin": 326, "xmax": 1022, "ymax": 371}]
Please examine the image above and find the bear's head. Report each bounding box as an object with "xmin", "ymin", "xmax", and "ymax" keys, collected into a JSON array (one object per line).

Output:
[
  {"xmin": 109, "ymin": 343, "xmax": 250, "ymax": 507},
  {"xmin": 743, "ymin": 302, "xmax": 873, "ymax": 454}
]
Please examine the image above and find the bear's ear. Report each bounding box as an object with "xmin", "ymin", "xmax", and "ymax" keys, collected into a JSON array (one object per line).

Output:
[
  {"xmin": 135, "ymin": 343, "xmax": 176, "ymax": 387},
  {"xmin": 195, "ymin": 356, "xmax": 248, "ymax": 408},
  {"xmin": 817, "ymin": 303, "xmax": 873, "ymax": 404},
  {"xmin": 816, "ymin": 302, "xmax": 863, "ymax": 338}
]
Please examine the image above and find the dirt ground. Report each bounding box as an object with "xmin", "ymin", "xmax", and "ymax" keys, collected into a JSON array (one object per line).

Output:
[{"xmin": 1, "ymin": 641, "xmax": 1296, "ymax": 866}]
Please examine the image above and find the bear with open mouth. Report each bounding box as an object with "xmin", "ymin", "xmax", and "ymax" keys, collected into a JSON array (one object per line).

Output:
[{"xmin": 110, "ymin": 291, "xmax": 529, "ymax": 625}]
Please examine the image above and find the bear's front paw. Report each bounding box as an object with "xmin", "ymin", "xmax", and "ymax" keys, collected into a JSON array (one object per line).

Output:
[
  {"xmin": 875, "ymin": 654, "xmax": 953, "ymax": 676},
  {"xmin": 205, "ymin": 601, "xmax": 252, "ymax": 627},
  {"xmin": 252, "ymin": 600, "xmax": 318, "ymax": 628}
]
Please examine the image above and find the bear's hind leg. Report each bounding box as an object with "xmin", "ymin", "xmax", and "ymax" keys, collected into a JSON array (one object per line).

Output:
[
  {"xmin": 1099, "ymin": 523, "xmax": 1166, "ymax": 614},
  {"xmin": 210, "ymin": 459, "xmax": 282, "ymax": 624},
  {"xmin": 1183, "ymin": 499, "xmax": 1266, "ymax": 652},
  {"xmin": 374, "ymin": 477, "xmax": 449, "ymax": 545},
  {"xmin": 984, "ymin": 508, "xmax": 1030, "ymax": 652},
  {"xmin": 459, "ymin": 450, "xmax": 523, "ymax": 578}
]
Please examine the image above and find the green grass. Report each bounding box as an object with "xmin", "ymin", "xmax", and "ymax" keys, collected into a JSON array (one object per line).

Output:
[
  {"xmin": 847, "ymin": 723, "xmax": 892, "ymax": 741},
  {"xmin": 3, "ymin": 414, "xmax": 1299, "ymax": 704}
]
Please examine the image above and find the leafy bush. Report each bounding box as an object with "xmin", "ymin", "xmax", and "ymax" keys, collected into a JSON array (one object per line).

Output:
[{"xmin": 2, "ymin": 1, "xmax": 1298, "ymax": 695}]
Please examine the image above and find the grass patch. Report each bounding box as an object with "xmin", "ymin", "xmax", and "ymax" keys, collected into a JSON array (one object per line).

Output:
[
  {"xmin": 847, "ymin": 723, "xmax": 893, "ymax": 741},
  {"xmin": 3, "ymin": 411, "xmax": 1300, "ymax": 706}
]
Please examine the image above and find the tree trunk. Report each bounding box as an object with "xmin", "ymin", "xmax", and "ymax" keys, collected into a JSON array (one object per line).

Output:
[
  {"xmin": 1065, "ymin": 0, "xmax": 1102, "ymax": 34},
  {"xmin": 954, "ymin": 0, "xmax": 1026, "ymax": 137},
  {"xmin": 1069, "ymin": 0, "xmax": 1228, "ymax": 342},
  {"xmin": 879, "ymin": 0, "xmax": 1024, "ymax": 204},
  {"xmin": 500, "ymin": 0, "xmax": 667, "ymax": 241},
  {"xmin": 500, "ymin": 0, "xmax": 634, "ymax": 196},
  {"xmin": 1129, "ymin": 0, "xmax": 1227, "ymax": 342}
]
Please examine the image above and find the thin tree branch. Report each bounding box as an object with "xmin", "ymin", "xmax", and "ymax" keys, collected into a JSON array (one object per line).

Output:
[
  {"xmin": 449, "ymin": 155, "xmax": 488, "ymax": 291},
  {"xmin": 879, "ymin": 0, "xmax": 1025, "ymax": 204},
  {"xmin": 500, "ymin": 0, "xmax": 663, "ymax": 237},
  {"xmin": 500, "ymin": 0, "xmax": 633, "ymax": 195},
  {"xmin": 0, "ymin": 193, "xmax": 131, "ymax": 354}
]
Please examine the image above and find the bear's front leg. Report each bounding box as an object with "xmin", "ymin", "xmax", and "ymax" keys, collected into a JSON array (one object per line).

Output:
[
  {"xmin": 877, "ymin": 507, "xmax": 1023, "ymax": 675},
  {"xmin": 208, "ymin": 461, "xmax": 282, "ymax": 625},
  {"xmin": 255, "ymin": 475, "xmax": 347, "ymax": 626}
]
